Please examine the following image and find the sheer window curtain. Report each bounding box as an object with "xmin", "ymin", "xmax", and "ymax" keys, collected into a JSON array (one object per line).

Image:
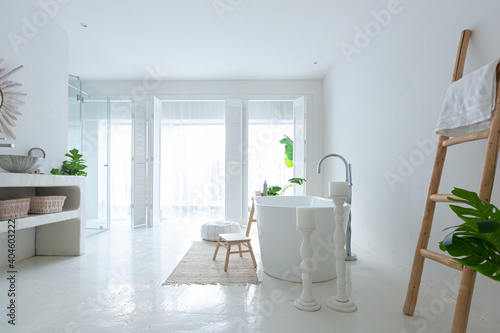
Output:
[
  {"xmin": 161, "ymin": 101, "xmax": 226, "ymax": 223},
  {"xmin": 248, "ymin": 101, "xmax": 294, "ymax": 199}
]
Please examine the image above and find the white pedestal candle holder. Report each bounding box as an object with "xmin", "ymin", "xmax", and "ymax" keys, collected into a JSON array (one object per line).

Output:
[
  {"xmin": 326, "ymin": 195, "xmax": 357, "ymax": 313},
  {"xmin": 294, "ymin": 207, "xmax": 321, "ymax": 312}
]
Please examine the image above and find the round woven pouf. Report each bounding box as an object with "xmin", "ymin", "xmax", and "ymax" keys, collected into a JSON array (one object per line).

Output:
[{"xmin": 200, "ymin": 221, "xmax": 241, "ymax": 241}]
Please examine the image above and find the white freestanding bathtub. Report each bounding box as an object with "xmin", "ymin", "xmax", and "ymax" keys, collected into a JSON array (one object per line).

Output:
[{"xmin": 255, "ymin": 196, "xmax": 350, "ymax": 283}]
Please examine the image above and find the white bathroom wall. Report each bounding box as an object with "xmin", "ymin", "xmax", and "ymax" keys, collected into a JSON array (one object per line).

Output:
[
  {"xmin": 0, "ymin": 1, "xmax": 69, "ymax": 173},
  {"xmin": 85, "ymin": 79, "xmax": 324, "ymax": 196},
  {"xmin": 323, "ymin": 0, "xmax": 500, "ymax": 323},
  {"xmin": 0, "ymin": 1, "xmax": 68, "ymax": 263}
]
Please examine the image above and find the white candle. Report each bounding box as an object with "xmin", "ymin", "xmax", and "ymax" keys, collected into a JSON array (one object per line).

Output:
[
  {"xmin": 329, "ymin": 181, "xmax": 349, "ymax": 198},
  {"xmin": 255, "ymin": 190, "xmax": 261, "ymax": 197},
  {"xmin": 296, "ymin": 207, "xmax": 316, "ymax": 230}
]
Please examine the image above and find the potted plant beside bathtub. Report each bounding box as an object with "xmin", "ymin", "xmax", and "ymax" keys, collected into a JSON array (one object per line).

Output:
[{"xmin": 267, "ymin": 178, "xmax": 306, "ymax": 196}]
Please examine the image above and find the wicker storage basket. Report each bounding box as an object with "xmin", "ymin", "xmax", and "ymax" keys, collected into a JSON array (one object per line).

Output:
[
  {"xmin": 0, "ymin": 198, "xmax": 31, "ymax": 220},
  {"xmin": 29, "ymin": 196, "xmax": 66, "ymax": 214}
]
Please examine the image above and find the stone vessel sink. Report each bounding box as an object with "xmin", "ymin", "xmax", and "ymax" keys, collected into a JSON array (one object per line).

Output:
[{"xmin": 0, "ymin": 155, "xmax": 44, "ymax": 173}]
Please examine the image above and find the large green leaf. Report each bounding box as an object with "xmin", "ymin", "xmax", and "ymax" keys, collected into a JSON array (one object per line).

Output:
[
  {"xmin": 448, "ymin": 188, "xmax": 500, "ymax": 222},
  {"xmin": 289, "ymin": 178, "xmax": 306, "ymax": 185},
  {"xmin": 280, "ymin": 135, "xmax": 293, "ymax": 168},
  {"xmin": 439, "ymin": 232, "xmax": 500, "ymax": 281},
  {"xmin": 267, "ymin": 186, "xmax": 281, "ymax": 196},
  {"xmin": 440, "ymin": 188, "xmax": 500, "ymax": 281},
  {"xmin": 447, "ymin": 188, "xmax": 500, "ymax": 248}
]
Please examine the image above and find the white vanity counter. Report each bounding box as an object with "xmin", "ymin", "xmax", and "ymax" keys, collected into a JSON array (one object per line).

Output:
[{"xmin": 0, "ymin": 173, "xmax": 86, "ymax": 261}]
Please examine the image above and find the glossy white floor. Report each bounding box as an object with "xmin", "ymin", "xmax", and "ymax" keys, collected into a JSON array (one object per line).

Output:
[{"xmin": 1, "ymin": 220, "xmax": 498, "ymax": 333}]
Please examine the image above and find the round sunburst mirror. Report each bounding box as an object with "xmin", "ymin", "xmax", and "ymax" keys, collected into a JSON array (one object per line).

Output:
[{"xmin": 0, "ymin": 59, "xmax": 26, "ymax": 140}]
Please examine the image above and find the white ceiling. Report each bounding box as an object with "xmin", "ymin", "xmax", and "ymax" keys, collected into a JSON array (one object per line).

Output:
[{"xmin": 46, "ymin": 0, "xmax": 353, "ymax": 80}]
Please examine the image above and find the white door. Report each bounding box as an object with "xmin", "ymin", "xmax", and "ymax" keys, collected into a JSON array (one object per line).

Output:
[
  {"xmin": 148, "ymin": 97, "xmax": 162, "ymax": 227},
  {"xmin": 132, "ymin": 100, "xmax": 148, "ymax": 227},
  {"xmin": 225, "ymin": 99, "xmax": 246, "ymax": 224}
]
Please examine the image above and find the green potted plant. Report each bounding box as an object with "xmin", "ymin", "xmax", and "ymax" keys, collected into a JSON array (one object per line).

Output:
[
  {"xmin": 439, "ymin": 188, "xmax": 500, "ymax": 281},
  {"xmin": 51, "ymin": 148, "xmax": 88, "ymax": 176},
  {"xmin": 266, "ymin": 135, "xmax": 306, "ymax": 196},
  {"xmin": 267, "ymin": 178, "xmax": 306, "ymax": 196}
]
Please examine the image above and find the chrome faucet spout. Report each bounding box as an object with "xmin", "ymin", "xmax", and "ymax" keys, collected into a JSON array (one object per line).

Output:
[{"xmin": 317, "ymin": 154, "xmax": 350, "ymax": 184}]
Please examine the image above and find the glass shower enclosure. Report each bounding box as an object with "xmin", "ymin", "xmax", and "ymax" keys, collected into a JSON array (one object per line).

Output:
[{"xmin": 68, "ymin": 75, "xmax": 110, "ymax": 231}]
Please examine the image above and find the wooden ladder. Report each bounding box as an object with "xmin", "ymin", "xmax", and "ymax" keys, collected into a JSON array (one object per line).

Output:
[{"xmin": 403, "ymin": 29, "xmax": 500, "ymax": 333}]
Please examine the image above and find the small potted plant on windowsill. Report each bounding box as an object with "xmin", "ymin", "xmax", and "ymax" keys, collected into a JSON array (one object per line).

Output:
[{"xmin": 439, "ymin": 188, "xmax": 500, "ymax": 281}]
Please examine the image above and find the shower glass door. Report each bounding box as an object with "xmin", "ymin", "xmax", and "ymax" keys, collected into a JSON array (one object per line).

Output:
[
  {"xmin": 68, "ymin": 76, "xmax": 82, "ymax": 150},
  {"xmin": 81, "ymin": 96, "xmax": 110, "ymax": 230},
  {"xmin": 68, "ymin": 77, "xmax": 110, "ymax": 232}
]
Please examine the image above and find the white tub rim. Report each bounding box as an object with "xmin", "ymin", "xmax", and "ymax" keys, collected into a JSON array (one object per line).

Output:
[{"xmin": 255, "ymin": 195, "xmax": 336, "ymax": 209}]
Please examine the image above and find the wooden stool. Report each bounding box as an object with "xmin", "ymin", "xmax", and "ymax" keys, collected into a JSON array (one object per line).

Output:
[{"xmin": 213, "ymin": 197, "xmax": 258, "ymax": 271}]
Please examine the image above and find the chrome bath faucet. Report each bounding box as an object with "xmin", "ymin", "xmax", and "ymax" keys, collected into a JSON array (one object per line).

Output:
[{"xmin": 317, "ymin": 153, "xmax": 356, "ymax": 261}]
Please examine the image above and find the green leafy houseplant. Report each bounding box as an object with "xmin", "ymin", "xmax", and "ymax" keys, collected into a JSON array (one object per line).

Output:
[
  {"xmin": 267, "ymin": 178, "xmax": 306, "ymax": 196},
  {"xmin": 50, "ymin": 148, "xmax": 88, "ymax": 176},
  {"xmin": 271, "ymin": 135, "xmax": 306, "ymax": 195},
  {"xmin": 439, "ymin": 187, "xmax": 500, "ymax": 281}
]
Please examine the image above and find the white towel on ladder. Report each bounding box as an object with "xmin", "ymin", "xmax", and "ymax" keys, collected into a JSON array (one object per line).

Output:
[{"xmin": 435, "ymin": 58, "xmax": 500, "ymax": 137}]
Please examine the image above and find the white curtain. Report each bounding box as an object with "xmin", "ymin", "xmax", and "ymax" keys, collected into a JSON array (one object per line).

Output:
[
  {"xmin": 161, "ymin": 101, "xmax": 225, "ymax": 223},
  {"xmin": 248, "ymin": 101, "xmax": 294, "ymax": 198}
]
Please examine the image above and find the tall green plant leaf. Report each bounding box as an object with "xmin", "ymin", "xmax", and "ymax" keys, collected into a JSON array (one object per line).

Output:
[
  {"xmin": 440, "ymin": 188, "xmax": 500, "ymax": 281},
  {"xmin": 289, "ymin": 178, "xmax": 306, "ymax": 185},
  {"xmin": 280, "ymin": 135, "xmax": 293, "ymax": 168}
]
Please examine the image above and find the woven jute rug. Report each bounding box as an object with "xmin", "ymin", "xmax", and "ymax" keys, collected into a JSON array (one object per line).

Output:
[{"xmin": 163, "ymin": 241, "xmax": 259, "ymax": 286}]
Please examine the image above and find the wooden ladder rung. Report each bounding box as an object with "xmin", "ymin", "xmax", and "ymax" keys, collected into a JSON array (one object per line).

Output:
[
  {"xmin": 442, "ymin": 129, "xmax": 490, "ymax": 147},
  {"xmin": 430, "ymin": 194, "xmax": 460, "ymax": 202},
  {"xmin": 420, "ymin": 249, "xmax": 463, "ymax": 271}
]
